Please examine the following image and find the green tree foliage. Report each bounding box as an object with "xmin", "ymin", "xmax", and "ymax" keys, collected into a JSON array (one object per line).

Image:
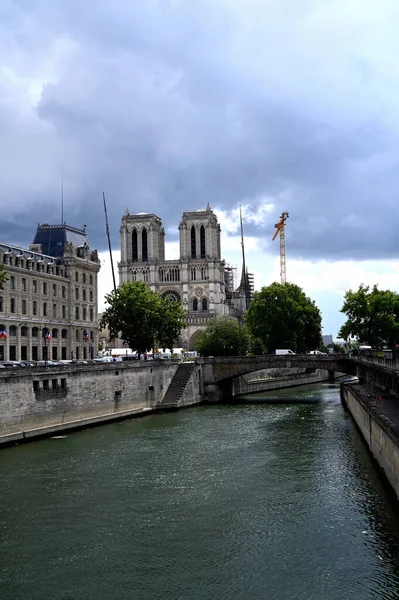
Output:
[
  {"xmin": 194, "ymin": 316, "xmax": 250, "ymax": 357},
  {"xmin": 0, "ymin": 263, "xmax": 7, "ymax": 289},
  {"xmin": 338, "ymin": 284, "xmax": 399, "ymax": 348},
  {"xmin": 245, "ymin": 282, "xmax": 322, "ymax": 353},
  {"xmin": 100, "ymin": 281, "xmax": 186, "ymax": 355}
]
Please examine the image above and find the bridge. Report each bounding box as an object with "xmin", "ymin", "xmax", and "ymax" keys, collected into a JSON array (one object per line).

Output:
[{"xmin": 197, "ymin": 354, "xmax": 356, "ymax": 402}]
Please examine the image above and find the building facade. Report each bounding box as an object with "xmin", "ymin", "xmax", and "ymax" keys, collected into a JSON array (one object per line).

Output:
[
  {"xmin": 118, "ymin": 204, "xmax": 252, "ymax": 349},
  {"xmin": 0, "ymin": 224, "xmax": 100, "ymax": 362}
]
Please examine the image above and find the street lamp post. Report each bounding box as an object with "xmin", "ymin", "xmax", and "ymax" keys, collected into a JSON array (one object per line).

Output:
[{"xmin": 42, "ymin": 327, "xmax": 50, "ymax": 365}]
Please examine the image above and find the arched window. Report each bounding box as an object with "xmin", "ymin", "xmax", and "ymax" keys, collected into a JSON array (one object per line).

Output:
[
  {"xmin": 142, "ymin": 228, "xmax": 148, "ymax": 261},
  {"xmin": 32, "ymin": 327, "xmax": 39, "ymax": 337},
  {"xmin": 191, "ymin": 226, "xmax": 196, "ymax": 259},
  {"xmin": 193, "ymin": 298, "xmax": 198, "ymax": 311},
  {"xmin": 21, "ymin": 326, "xmax": 28, "ymax": 336},
  {"xmin": 200, "ymin": 225, "xmax": 205, "ymax": 258},
  {"xmin": 202, "ymin": 298, "xmax": 208, "ymax": 311},
  {"xmin": 132, "ymin": 229, "xmax": 138, "ymax": 261}
]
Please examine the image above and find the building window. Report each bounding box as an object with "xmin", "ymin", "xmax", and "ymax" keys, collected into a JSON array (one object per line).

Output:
[
  {"xmin": 53, "ymin": 284, "xmax": 57, "ymax": 296},
  {"xmin": 33, "ymin": 301, "xmax": 37, "ymax": 315},
  {"xmin": 62, "ymin": 305, "xmax": 66, "ymax": 318},
  {"xmin": 10, "ymin": 275, "xmax": 15, "ymax": 290},
  {"xmin": 76, "ymin": 330, "xmax": 79, "ymax": 341},
  {"xmin": 33, "ymin": 280, "xmax": 37, "ymax": 293},
  {"xmin": 200, "ymin": 225, "xmax": 205, "ymax": 258},
  {"xmin": 191, "ymin": 226, "xmax": 196, "ymax": 259},
  {"xmin": 75, "ymin": 288, "xmax": 79, "ymax": 300},
  {"xmin": 43, "ymin": 302, "xmax": 47, "ymax": 317},
  {"xmin": 90, "ymin": 290, "xmax": 93, "ymax": 302},
  {"xmin": 191, "ymin": 267, "xmax": 196, "ymax": 281},
  {"xmin": 90, "ymin": 308, "xmax": 94, "ymax": 321},
  {"xmin": 32, "ymin": 327, "xmax": 39, "ymax": 337},
  {"xmin": 10, "ymin": 298, "xmax": 15, "ymax": 313},
  {"xmin": 52, "ymin": 304, "xmax": 57, "ymax": 318},
  {"xmin": 193, "ymin": 298, "xmax": 198, "ymax": 311},
  {"xmin": 90, "ymin": 331, "xmax": 93, "ymax": 341},
  {"xmin": 52, "ymin": 328, "xmax": 58, "ymax": 339},
  {"xmin": 0, "ymin": 297, "xmax": 2, "ymax": 312},
  {"xmin": 9, "ymin": 325, "xmax": 17, "ymax": 337},
  {"xmin": 43, "ymin": 282, "xmax": 47, "ymax": 295},
  {"xmin": 132, "ymin": 229, "xmax": 138, "ymax": 261},
  {"xmin": 90, "ymin": 274, "xmax": 93, "ymax": 285},
  {"xmin": 22, "ymin": 299, "xmax": 27, "ymax": 314},
  {"xmin": 83, "ymin": 307, "xmax": 87, "ymax": 320},
  {"xmin": 202, "ymin": 298, "xmax": 208, "ymax": 311},
  {"xmin": 142, "ymin": 228, "xmax": 148, "ymax": 261},
  {"xmin": 21, "ymin": 326, "xmax": 28, "ymax": 337},
  {"xmin": 62, "ymin": 329, "xmax": 68, "ymax": 339},
  {"xmin": 83, "ymin": 289, "xmax": 86, "ymax": 301},
  {"xmin": 62, "ymin": 286, "xmax": 66, "ymax": 298},
  {"xmin": 75, "ymin": 272, "xmax": 79, "ymax": 282},
  {"xmin": 22, "ymin": 278, "xmax": 26, "ymax": 292},
  {"xmin": 75, "ymin": 307, "xmax": 80, "ymax": 320}
]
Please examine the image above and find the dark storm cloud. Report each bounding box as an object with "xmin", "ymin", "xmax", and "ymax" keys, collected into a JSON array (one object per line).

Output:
[{"xmin": 1, "ymin": 0, "xmax": 399, "ymax": 259}]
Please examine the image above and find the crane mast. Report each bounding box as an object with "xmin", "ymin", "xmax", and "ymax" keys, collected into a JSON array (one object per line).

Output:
[{"xmin": 272, "ymin": 211, "xmax": 289, "ymax": 284}]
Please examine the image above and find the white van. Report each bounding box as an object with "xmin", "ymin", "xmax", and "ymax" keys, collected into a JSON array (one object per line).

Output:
[{"xmin": 275, "ymin": 349, "xmax": 296, "ymax": 355}]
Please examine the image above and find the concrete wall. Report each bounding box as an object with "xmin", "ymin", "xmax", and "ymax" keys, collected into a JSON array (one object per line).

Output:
[
  {"xmin": 0, "ymin": 361, "xmax": 200, "ymax": 445},
  {"xmin": 341, "ymin": 383, "xmax": 399, "ymax": 499},
  {"xmin": 232, "ymin": 370, "xmax": 332, "ymax": 397}
]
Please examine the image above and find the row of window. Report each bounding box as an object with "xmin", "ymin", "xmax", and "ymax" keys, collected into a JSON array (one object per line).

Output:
[
  {"xmin": 75, "ymin": 272, "xmax": 93, "ymax": 285},
  {"xmin": 2, "ymin": 254, "xmax": 65, "ymax": 276},
  {"xmin": 8, "ymin": 276, "xmax": 94, "ymax": 301},
  {"xmin": 130, "ymin": 225, "xmax": 206, "ymax": 262},
  {"xmin": 1, "ymin": 345, "xmax": 91, "ymax": 361},
  {"xmin": 0, "ymin": 297, "xmax": 95, "ymax": 320},
  {"xmin": 0, "ymin": 326, "xmax": 94, "ymax": 341}
]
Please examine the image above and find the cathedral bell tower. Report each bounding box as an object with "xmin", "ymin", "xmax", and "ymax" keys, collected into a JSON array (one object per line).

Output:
[{"xmin": 178, "ymin": 203, "xmax": 221, "ymax": 260}]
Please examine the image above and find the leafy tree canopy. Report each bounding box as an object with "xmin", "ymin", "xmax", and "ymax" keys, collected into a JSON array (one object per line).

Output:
[
  {"xmin": 338, "ymin": 284, "xmax": 399, "ymax": 348},
  {"xmin": 100, "ymin": 281, "xmax": 186, "ymax": 354},
  {"xmin": 194, "ymin": 316, "xmax": 250, "ymax": 357},
  {"xmin": 0, "ymin": 263, "xmax": 7, "ymax": 289},
  {"xmin": 245, "ymin": 282, "xmax": 322, "ymax": 353}
]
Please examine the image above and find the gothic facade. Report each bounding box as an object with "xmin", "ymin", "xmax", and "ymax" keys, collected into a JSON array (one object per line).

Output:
[
  {"xmin": 118, "ymin": 204, "xmax": 251, "ymax": 349},
  {"xmin": 0, "ymin": 224, "xmax": 100, "ymax": 362}
]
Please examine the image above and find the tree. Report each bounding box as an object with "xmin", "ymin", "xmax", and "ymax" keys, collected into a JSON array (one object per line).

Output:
[
  {"xmin": 338, "ymin": 284, "xmax": 399, "ymax": 348},
  {"xmin": 194, "ymin": 316, "xmax": 250, "ymax": 357},
  {"xmin": 100, "ymin": 281, "xmax": 186, "ymax": 355},
  {"xmin": 0, "ymin": 263, "xmax": 7, "ymax": 289},
  {"xmin": 245, "ymin": 282, "xmax": 322, "ymax": 353}
]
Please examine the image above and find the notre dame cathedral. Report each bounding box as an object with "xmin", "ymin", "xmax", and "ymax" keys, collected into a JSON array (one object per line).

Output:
[{"xmin": 118, "ymin": 204, "xmax": 253, "ymax": 349}]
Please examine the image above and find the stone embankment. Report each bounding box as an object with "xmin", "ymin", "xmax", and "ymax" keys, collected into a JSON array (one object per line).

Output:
[
  {"xmin": 0, "ymin": 360, "xmax": 201, "ymax": 447},
  {"xmin": 341, "ymin": 382, "xmax": 399, "ymax": 499},
  {"xmin": 232, "ymin": 369, "xmax": 334, "ymax": 397}
]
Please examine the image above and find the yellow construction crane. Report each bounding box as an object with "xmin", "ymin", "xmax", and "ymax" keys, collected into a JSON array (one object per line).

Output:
[{"xmin": 272, "ymin": 211, "xmax": 289, "ymax": 284}]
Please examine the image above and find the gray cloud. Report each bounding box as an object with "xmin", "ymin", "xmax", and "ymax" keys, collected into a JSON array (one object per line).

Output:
[{"xmin": 1, "ymin": 0, "xmax": 399, "ymax": 260}]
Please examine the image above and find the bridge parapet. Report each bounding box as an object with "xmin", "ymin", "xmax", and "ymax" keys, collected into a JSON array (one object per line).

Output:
[{"xmin": 197, "ymin": 354, "xmax": 354, "ymax": 384}]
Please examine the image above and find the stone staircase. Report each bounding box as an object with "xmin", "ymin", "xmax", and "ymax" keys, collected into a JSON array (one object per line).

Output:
[{"xmin": 158, "ymin": 363, "xmax": 196, "ymax": 409}]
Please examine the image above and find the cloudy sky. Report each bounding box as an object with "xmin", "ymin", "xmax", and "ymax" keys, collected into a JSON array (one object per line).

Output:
[{"xmin": 2, "ymin": 0, "xmax": 399, "ymax": 337}]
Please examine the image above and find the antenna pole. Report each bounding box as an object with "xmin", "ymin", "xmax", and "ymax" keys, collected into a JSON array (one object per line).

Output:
[
  {"xmin": 61, "ymin": 179, "xmax": 64, "ymax": 224},
  {"xmin": 240, "ymin": 205, "xmax": 249, "ymax": 310},
  {"xmin": 103, "ymin": 192, "xmax": 117, "ymax": 293}
]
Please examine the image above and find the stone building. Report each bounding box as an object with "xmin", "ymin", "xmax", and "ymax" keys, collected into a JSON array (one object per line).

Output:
[
  {"xmin": 118, "ymin": 204, "xmax": 252, "ymax": 349},
  {"xmin": 0, "ymin": 223, "xmax": 100, "ymax": 362}
]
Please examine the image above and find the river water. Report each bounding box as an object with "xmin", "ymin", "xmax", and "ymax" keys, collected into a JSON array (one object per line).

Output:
[{"xmin": 1, "ymin": 382, "xmax": 399, "ymax": 600}]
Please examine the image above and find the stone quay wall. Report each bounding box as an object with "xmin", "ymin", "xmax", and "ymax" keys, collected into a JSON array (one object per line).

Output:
[
  {"xmin": 232, "ymin": 369, "xmax": 333, "ymax": 397},
  {"xmin": 0, "ymin": 361, "xmax": 200, "ymax": 446},
  {"xmin": 341, "ymin": 382, "xmax": 399, "ymax": 500}
]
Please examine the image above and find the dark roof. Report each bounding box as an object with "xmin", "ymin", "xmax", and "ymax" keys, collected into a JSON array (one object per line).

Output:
[{"xmin": 33, "ymin": 224, "xmax": 89, "ymax": 258}]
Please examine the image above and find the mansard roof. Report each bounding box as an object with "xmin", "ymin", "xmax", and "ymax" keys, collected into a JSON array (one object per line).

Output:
[{"xmin": 32, "ymin": 223, "xmax": 90, "ymax": 258}]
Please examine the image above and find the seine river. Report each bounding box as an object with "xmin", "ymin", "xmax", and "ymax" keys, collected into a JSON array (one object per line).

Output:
[{"xmin": 2, "ymin": 382, "xmax": 399, "ymax": 600}]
